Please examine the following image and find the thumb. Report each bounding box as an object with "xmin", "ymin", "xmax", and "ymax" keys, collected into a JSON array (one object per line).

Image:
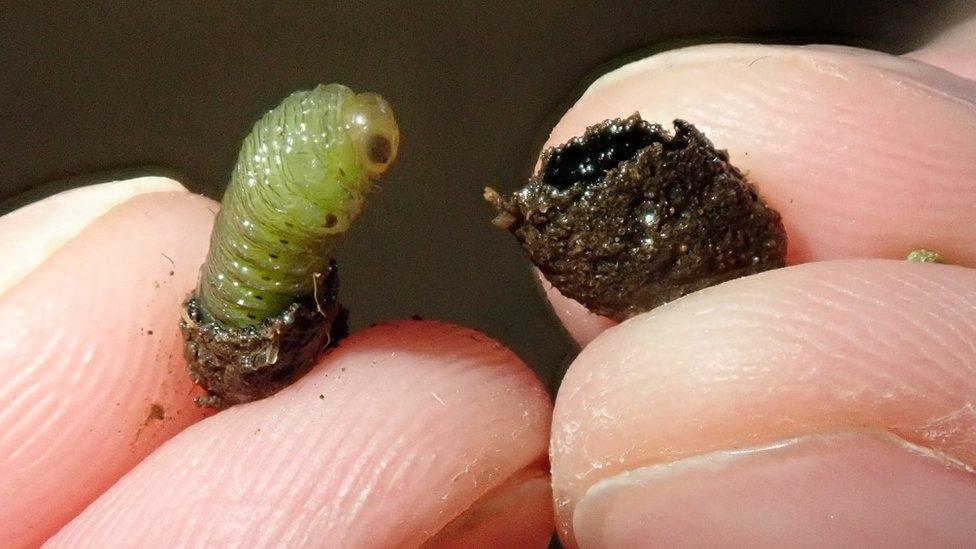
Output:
[
  {"xmin": 523, "ymin": 42, "xmax": 976, "ymax": 346},
  {"xmin": 907, "ymin": 13, "xmax": 976, "ymax": 80},
  {"xmin": 552, "ymin": 260, "xmax": 976, "ymax": 547}
]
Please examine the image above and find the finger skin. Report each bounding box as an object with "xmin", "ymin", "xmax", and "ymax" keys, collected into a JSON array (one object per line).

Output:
[
  {"xmin": 0, "ymin": 188, "xmax": 216, "ymax": 547},
  {"xmin": 536, "ymin": 270, "xmax": 613, "ymax": 348},
  {"xmin": 574, "ymin": 430, "xmax": 976, "ymax": 548},
  {"xmin": 48, "ymin": 321, "xmax": 554, "ymax": 548},
  {"xmin": 0, "ymin": 177, "xmax": 185, "ymax": 296},
  {"xmin": 908, "ymin": 14, "xmax": 976, "ymax": 81},
  {"xmin": 551, "ymin": 260, "xmax": 976, "ymax": 546},
  {"xmin": 536, "ymin": 43, "xmax": 976, "ymax": 344}
]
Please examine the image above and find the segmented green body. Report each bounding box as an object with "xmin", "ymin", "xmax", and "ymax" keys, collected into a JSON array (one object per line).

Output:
[{"xmin": 199, "ymin": 84, "xmax": 372, "ymax": 327}]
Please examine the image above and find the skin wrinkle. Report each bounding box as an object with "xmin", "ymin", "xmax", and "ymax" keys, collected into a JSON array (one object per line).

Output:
[
  {"xmin": 876, "ymin": 271, "xmax": 976, "ymax": 385},
  {"xmin": 920, "ymin": 403, "xmax": 976, "ymax": 451},
  {"xmin": 815, "ymin": 287, "xmax": 954, "ymax": 400}
]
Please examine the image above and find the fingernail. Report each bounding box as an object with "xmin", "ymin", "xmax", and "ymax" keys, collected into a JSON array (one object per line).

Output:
[{"xmin": 573, "ymin": 430, "xmax": 976, "ymax": 548}]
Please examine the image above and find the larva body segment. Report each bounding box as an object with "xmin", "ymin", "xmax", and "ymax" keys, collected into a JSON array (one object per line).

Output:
[{"xmin": 199, "ymin": 84, "xmax": 368, "ymax": 327}]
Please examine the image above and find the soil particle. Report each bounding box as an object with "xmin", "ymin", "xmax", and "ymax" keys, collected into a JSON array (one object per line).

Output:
[
  {"xmin": 487, "ymin": 116, "xmax": 787, "ymax": 321},
  {"xmin": 148, "ymin": 403, "xmax": 165, "ymax": 421},
  {"xmin": 180, "ymin": 263, "xmax": 345, "ymax": 409},
  {"xmin": 906, "ymin": 249, "xmax": 942, "ymax": 263}
]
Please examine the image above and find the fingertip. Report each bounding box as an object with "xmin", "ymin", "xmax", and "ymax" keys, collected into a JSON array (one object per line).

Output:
[
  {"xmin": 907, "ymin": 14, "xmax": 976, "ymax": 81},
  {"xmin": 541, "ymin": 43, "xmax": 976, "ymax": 266},
  {"xmin": 0, "ymin": 185, "xmax": 216, "ymax": 546},
  {"xmin": 50, "ymin": 320, "xmax": 554, "ymax": 547},
  {"xmin": 0, "ymin": 176, "xmax": 187, "ymax": 297}
]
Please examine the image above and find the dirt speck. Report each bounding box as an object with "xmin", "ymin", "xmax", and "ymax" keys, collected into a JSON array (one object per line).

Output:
[{"xmin": 149, "ymin": 403, "xmax": 165, "ymax": 421}]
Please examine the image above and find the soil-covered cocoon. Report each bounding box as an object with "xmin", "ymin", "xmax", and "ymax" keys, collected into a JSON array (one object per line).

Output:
[
  {"xmin": 488, "ymin": 116, "xmax": 786, "ymax": 321},
  {"xmin": 180, "ymin": 265, "xmax": 342, "ymax": 409}
]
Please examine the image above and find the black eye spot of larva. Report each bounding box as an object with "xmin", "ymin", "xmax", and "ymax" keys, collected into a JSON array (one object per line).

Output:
[
  {"xmin": 367, "ymin": 134, "xmax": 392, "ymax": 164},
  {"xmin": 324, "ymin": 213, "xmax": 338, "ymax": 229}
]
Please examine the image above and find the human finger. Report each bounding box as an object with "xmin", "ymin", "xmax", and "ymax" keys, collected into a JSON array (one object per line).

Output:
[
  {"xmin": 531, "ymin": 43, "xmax": 976, "ymax": 344},
  {"xmin": 552, "ymin": 259, "xmax": 976, "ymax": 546},
  {"xmin": 49, "ymin": 321, "xmax": 554, "ymax": 548},
  {"xmin": 0, "ymin": 179, "xmax": 216, "ymax": 547}
]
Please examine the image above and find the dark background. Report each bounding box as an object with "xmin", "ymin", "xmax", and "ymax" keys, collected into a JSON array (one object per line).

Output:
[{"xmin": 1, "ymin": 2, "xmax": 972, "ymax": 389}]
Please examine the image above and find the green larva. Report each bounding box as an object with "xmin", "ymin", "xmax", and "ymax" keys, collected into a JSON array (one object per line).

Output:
[{"xmin": 197, "ymin": 83, "xmax": 399, "ymax": 328}]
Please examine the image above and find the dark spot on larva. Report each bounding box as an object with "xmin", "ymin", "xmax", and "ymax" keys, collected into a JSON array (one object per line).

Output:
[
  {"xmin": 269, "ymin": 253, "xmax": 279, "ymax": 259},
  {"xmin": 255, "ymin": 295, "xmax": 264, "ymax": 301},
  {"xmin": 147, "ymin": 330, "xmax": 154, "ymax": 335},
  {"xmin": 248, "ymin": 314, "xmax": 257, "ymax": 320},
  {"xmin": 319, "ymin": 394, "xmax": 325, "ymax": 400},
  {"xmin": 284, "ymin": 221, "xmax": 294, "ymax": 228},
  {"xmin": 280, "ymin": 239, "xmax": 289, "ymax": 245},
  {"xmin": 367, "ymin": 134, "xmax": 392, "ymax": 164},
  {"xmin": 487, "ymin": 116, "xmax": 787, "ymax": 321},
  {"xmin": 261, "ymin": 275, "xmax": 271, "ymax": 281},
  {"xmin": 324, "ymin": 213, "xmax": 338, "ymax": 229}
]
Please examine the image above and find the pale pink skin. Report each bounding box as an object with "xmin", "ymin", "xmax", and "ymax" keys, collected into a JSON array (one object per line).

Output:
[
  {"xmin": 0, "ymin": 181, "xmax": 554, "ymax": 547},
  {"xmin": 0, "ymin": 183, "xmax": 215, "ymax": 547},
  {"xmin": 542, "ymin": 40, "xmax": 976, "ymax": 346},
  {"xmin": 545, "ymin": 21, "xmax": 976, "ymax": 548},
  {"xmin": 48, "ymin": 321, "xmax": 553, "ymax": 548},
  {"xmin": 553, "ymin": 261, "xmax": 976, "ymax": 546}
]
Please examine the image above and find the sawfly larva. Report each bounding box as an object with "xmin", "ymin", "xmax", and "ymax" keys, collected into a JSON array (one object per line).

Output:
[
  {"xmin": 199, "ymin": 83, "xmax": 399, "ymax": 327},
  {"xmin": 181, "ymin": 83, "xmax": 399, "ymax": 408}
]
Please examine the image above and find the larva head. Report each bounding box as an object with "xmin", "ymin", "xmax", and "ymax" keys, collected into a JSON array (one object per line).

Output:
[{"xmin": 340, "ymin": 92, "xmax": 399, "ymax": 179}]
